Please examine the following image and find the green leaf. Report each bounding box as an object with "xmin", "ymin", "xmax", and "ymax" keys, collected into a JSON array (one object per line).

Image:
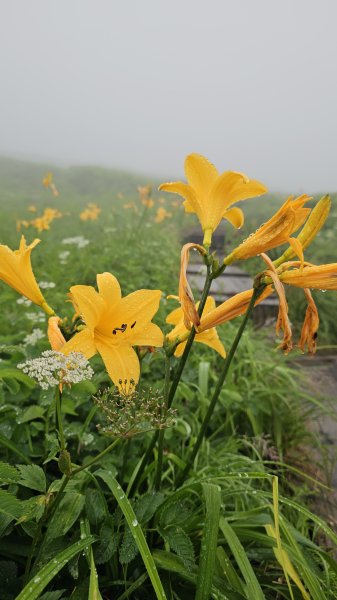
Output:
[
  {"xmin": 160, "ymin": 526, "xmax": 195, "ymax": 570},
  {"xmin": 119, "ymin": 526, "xmax": 138, "ymax": 564},
  {"xmin": 196, "ymin": 483, "xmax": 221, "ymax": 600},
  {"xmin": 0, "ymin": 461, "xmax": 20, "ymax": 483},
  {"xmin": 89, "ymin": 547, "xmax": 103, "ymax": 600},
  {"xmin": 219, "ymin": 517, "xmax": 265, "ymax": 600},
  {"xmin": 16, "ymin": 536, "xmax": 96, "ymax": 600},
  {"xmin": 18, "ymin": 406, "xmax": 45, "ymax": 424},
  {"xmin": 44, "ymin": 492, "xmax": 85, "ymax": 542},
  {"xmin": 0, "ymin": 489, "xmax": 22, "ymax": 520},
  {"xmin": 95, "ymin": 517, "xmax": 119, "ymax": 565},
  {"xmin": 85, "ymin": 488, "xmax": 106, "ymax": 527},
  {"xmin": 0, "ymin": 433, "xmax": 31, "ymax": 463},
  {"xmin": 18, "ymin": 464, "xmax": 46, "ymax": 493},
  {"xmin": 96, "ymin": 470, "xmax": 167, "ymax": 600}
]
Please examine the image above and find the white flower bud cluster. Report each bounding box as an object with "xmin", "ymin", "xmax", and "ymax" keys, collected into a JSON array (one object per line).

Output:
[
  {"xmin": 38, "ymin": 281, "xmax": 56, "ymax": 289},
  {"xmin": 18, "ymin": 350, "xmax": 94, "ymax": 390},
  {"xmin": 61, "ymin": 236, "xmax": 90, "ymax": 248},
  {"xmin": 23, "ymin": 328, "xmax": 45, "ymax": 346}
]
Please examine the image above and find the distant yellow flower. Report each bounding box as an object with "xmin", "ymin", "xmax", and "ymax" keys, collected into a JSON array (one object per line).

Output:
[
  {"xmin": 48, "ymin": 316, "xmax": 66, "ymax": 351},
  {"xmin": 224, "ymin": 195, "xmax": 311, "ymax": 265},
  {"xmin": 278, "ymin": 263, "xmax": 337, "ymax": 290},
  {"xmin": 166, "ymin": 297, "xmax": 226, "ymax": 358},
  {"xmin": 80, "ymin": 203, "xmax": 101, "ymax": 221},
  {"xmin": 16, "ymin": 219, "xmax": 29, "ymax": 232},
  {"xmin": 155, "ymin": 207, "xmax": 172, "ymax": 223},
  {"xmin": 42, "ymin": 172, "xmax": 59, "ymax": 197},
  {"xmin": 0, "ymin": 236, "xmax": 54, "ymax": 314},
  {"xmin": 61, "ymin": 273, "xmax": 163, "ymax": 391},
  {"xmin": 28, "ymin": 205, "xmax": 37, "ymax": 213},
  {"xmin": 30, "ymin": 207, "xmax": 62, "ymax": 232},
  {"xmin": 159, "ymin": 153, "xmax": 267, "ymax": 245}
]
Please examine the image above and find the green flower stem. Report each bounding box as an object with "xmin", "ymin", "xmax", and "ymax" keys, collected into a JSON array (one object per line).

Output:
[
  {"xmin": 175, "ymin": 285, "xmax": 264, "ymax": 488},
  {"xmin": 55, "ymin": 386, "xmax": 66, "ymax": 452},
  {"xmin": 128, "ymin": 261, "xmax": 213, "ymax": 496},
  {"xmin": 154, "ymin": 355, "xmax": 172, "ymax": 491},
  {"xmin": 72, "ymin": 437, "xmax": 121, "ymax": 475}
]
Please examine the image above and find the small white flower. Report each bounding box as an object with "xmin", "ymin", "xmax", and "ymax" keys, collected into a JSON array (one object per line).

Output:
[
  {"xmin": 17, "ymin": 297, "xmax": 32, "ymax": 307},
  {"xmin": 26, "ymin": 312, "xmax": 46, "ymax": 323},
  {"xmin": 38, "ymin": 281, "xmax": 56, "ymax": 289},
  {"xmin": 59, "ymin": 250, "xmax": 70, "ymax": 264},
  {"xmin": 23, "ymin": 328, "xmax": 45, "ymax": 346},
  {"xmin": 61, "ymin": 236, "xmax": 90, "ymax": 248},
  {"xmin": 18, "ymin": 350, "xmax": 94, "ymax": 390}
]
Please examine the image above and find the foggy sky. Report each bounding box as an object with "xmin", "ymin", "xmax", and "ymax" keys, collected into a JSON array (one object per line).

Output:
[{"xmin": 1, "ymin": 0, "xmax": 337, "ymax": 192}]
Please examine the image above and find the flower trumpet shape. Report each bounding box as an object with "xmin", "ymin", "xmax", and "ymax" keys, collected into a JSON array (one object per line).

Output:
[
  {"xmin": 224, "ymin": 195, "xmax": 312, "ymax": 265},
  {"xmin": 198, "ymin": 286, "xmax": 273, "ymax": 331},
  {"xmin": 177, "ymin": 243, "xmax": 206, "ymax": 330},
  {"xmin": 159, "ymin": 153, "xmax": 267, "ymax": 245},
  {"xmin": 278, "ymin": 263, "xmax": 337, "ymax": 290},
  {"xmin": 0, "ymin": 236, "xmax": 54, "ymax": 314},
  {"xmin": 48, "ymin": 317, "xmax": 66, "ymax": 351},
  {"xmin": 61, "ymin": 272, "xmax": 163, "ymax": 391},
  {"xmin": 166, "ymin": 297, "xmax": 226, "ymax": 358}
]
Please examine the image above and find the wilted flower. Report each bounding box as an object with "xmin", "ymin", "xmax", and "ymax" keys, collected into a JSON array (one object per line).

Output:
[{"xmin": 18, "ymin": 350, "xmax": 94, "ymax": 390}]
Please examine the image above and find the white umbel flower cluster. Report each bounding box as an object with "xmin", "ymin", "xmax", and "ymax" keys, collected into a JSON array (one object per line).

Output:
[
  {"xmin": 23, "ymin": 328, "xmax": 45, "ymax": 346},
  {"xmin": 38, "ymin": 281, "xmax": 56, "ymax": 289},
  {"xmin": 18, "ymin": 350, "xmax": 94, "ymax": 390},
  {"xmin": 61, "ymin": 236, "xmax": 90, "ymax": 248}
]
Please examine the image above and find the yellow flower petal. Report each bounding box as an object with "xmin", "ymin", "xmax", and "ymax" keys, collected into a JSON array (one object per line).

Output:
[
  {"xmin": 62, "ymin": 328, "xmax": 97, "ymax": 359},
  {"xmin": 114, "ymin": 289, "xmax": 162, "ymax": 333},
  {"xmin": 223, "ymin": 207, "xmax": 245, "ymax": 229},
  {"xmin": 129, "ymin": 322, "xmax": 164, "ymax": 347},
  {"xmin": 48, "ymin": 317, "xmax": 66, "ymax": 351},
  {"xmin": 195, "ymin": 329, "xmax": 226, "ymax": 358},
  {"xmin": 0, "ymin": 236, "xmax": 47, "ymax": 307},
  {"xmin": 96, "ymin": 272, "xmax": 121, "ymax": 307},
  {"xmin": 184, "ymin": 153, "xmax": 218, "ymax": 201},
  {"xmin": 95, "ymin": 336, "xmax": 140, "ymax": 390},
  {"xmin": 69, "ymin": 285, "xmax": 105, "ymax": 330},
  {"xmin": 158, "ymin": 182, "xmax": 199, "ymax": 214}
]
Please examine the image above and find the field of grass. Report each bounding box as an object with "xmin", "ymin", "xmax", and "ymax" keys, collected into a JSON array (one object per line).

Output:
[{"xmin": 0, "ymin": 157, "xmax": 336, "ymax": 599}]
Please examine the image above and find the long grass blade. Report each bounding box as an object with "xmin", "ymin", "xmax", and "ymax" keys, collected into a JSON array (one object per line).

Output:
[{"xmin": 196, "ymin": 483, "xmax": 221, "ymax": 600}]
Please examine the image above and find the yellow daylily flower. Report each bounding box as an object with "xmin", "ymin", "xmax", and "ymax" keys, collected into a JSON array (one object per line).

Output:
[
  {"xmin": 166, "ymin": 297, "xmax": 226, "ymax": 358},
  {"xmin": 42, "ymin": 172, "xmax": 59, "ymax": 197},
  {"xmin": 159, "ymin": 153, "xmax": 267, "ymax": 245},
  {"xmin": 61, "ymin": 272, "xmax": 163, "ymax": 391},
  {"xmin": 198, "ymin": 286, "xmax": 274, "ymax": 331},
  {"xmin": 273, "ymin": 195, "xmax": 331, "ymax": 268},
  {"xmin": 48, "ymin": 317, "xmax": 66, "ymax": 351},
  {"xmin": 80, "ymin": 203, "xmax": 101, "ymax": 221},
  {"xmin": 177, "ymin": 242, "xmax": 206, "ymax": 330},
  {"xmin": 224, "ymin": 195, "xmax": 311, "ymax": 265},
  {"xmin": 278, "ymin": 263, "xmax": 337, "ymax": 290},
  {"xmin": 0, "ymin": 236, "xmax": 54, "ymax": 315}
]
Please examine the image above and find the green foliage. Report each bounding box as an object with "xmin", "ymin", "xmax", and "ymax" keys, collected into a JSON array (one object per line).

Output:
[{"xmin": 0, "ymin": 158, "xmax": 335, "ymax": 598}]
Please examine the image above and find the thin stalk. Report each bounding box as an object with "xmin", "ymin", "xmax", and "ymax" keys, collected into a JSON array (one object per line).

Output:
[
  {"xmin": 72, "ymin": 437, "xmax": 121, "ymax": 475},
  {"xmin": 128, "ymin": 261, "xmax": 213, "ymax": 496},
  {"xmin": 55, "ymin": 386, "xmax": 66, "ymax": 451},
  {"xmin": 154, "ymin": 355, "xmax": 171, "ymax": 490},
  {"xmin": 176, "ymin": 285, "xmax": 264, "ymax": 487}
]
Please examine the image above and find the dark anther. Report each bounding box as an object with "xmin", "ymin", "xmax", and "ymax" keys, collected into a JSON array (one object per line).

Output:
[
  {"xmin": 112, "ymin": 323, "xmax": 128, "ymax": 335},
  {"xmin": 131, "ymin": 321, "xmax": 136, "ymax": 329}
]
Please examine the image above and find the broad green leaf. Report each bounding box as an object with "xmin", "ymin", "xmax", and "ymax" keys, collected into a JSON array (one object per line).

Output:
[
  {"xmin": 0, "ymin": 461, "xmax": 20, "ymax": 483},
  {"xmin": 0, "ymin": 489, "xmax": 22, "ymax": 520},
  {"xmin": 44, "ymin": 492, "xmax": 85, "ymax": 542},
  {"xmin": 18, "ymin": 464, "xmax": 46, "ymax": 493},
  {"xmin": 95, "ymin": 517, "xmax": 119, "ymax": 565},
  {"xmin": 85, "ymin": 488, "xmax": 106, "ymax": 527},
  {"xmin": 160, "ymin": 526, "xmax": 195, "ymax": 570},
  {"xmin": 18, "ymin": 406, "xmax": 45, "ymax": 424},
  {"xmin": 0, "ymin": 433, "xmax": 31, "ymax": 464},
  {"xmin": 16, "ymin": 536, "xmax": 96, "ymax": 600},
  {"xmin": 196, "ymin": 483, "xmax": 221, "ymax": 600}
]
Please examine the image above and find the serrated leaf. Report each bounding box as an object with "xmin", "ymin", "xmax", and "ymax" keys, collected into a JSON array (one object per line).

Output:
[
  {"xmin": 19, "ymin": 495, "xmax": 46, "ymax": 523},
  {"xmin": 18, "ymin": 464, "xmax": 46, "ymax": 493},
  {"xmin": 95, "ymin": 517, "xmax": 119, "ymax": 565},
  {"xmin": 0, "ymin": 489, "xmax": 22, "ymax": 519},
  {"xmin": 16, "ymin": 536, "xmax": 96, "ymax": 600},
  {"xmin": 45, "ymin": 492, "xmax": 85, "ymax": 542},
  {"xmin": 119, "ymin": 527, "xmax": 138, "ymax": 564},
  {"xmin": 158, "ymin": 496, "xmax": 193, "ymax": 528},
  {"xmin": 85, "ymin": 488, "xmax": 106, "ymax": 527},
  {"xmin": 0, "ymin": 461, "xmax": 20, "ymax": 483},
  {"xmin": 133, "ymin": 492, "xmax": 165, "ymax": 524},
  {"xmin": 18, "ymin": 406, "xmax": 45, "ymax": 424},
  {"xmin": 160, "ymin": 525, "xmax": 195, "ymax": 569}
]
